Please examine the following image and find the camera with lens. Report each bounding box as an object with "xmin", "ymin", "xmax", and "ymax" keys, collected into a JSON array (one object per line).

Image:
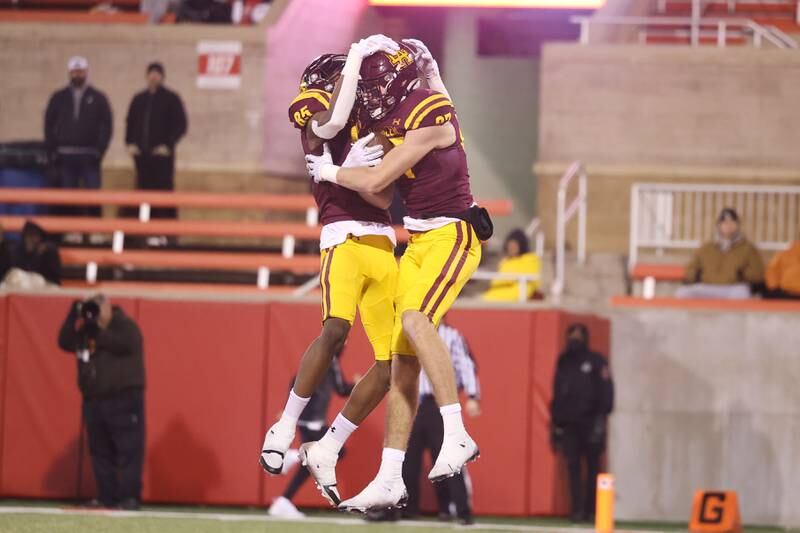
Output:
[{"xmin": 81, "ymin": 299, "xmax": 101, "ymax": 324}]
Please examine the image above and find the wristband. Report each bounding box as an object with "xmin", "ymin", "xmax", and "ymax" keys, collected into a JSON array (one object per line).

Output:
[{"xmin": 321, "ymin": 164, "xmax": 340, "ymax": 183}]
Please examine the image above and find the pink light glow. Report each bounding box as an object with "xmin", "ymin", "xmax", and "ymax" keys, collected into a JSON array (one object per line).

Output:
[{"xmin": 369, "ymin": 0, "xmax": 606, "ymax": 7}]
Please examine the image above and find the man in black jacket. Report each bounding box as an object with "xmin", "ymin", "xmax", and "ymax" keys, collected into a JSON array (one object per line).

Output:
[
  {"xmin": 125, "ymin": 62, "xmax": 188, "ymax": 224},
  {"xmin": 44, "ymin": 56, "xmax": 112, "ymax": 218},
  {"xmin": 58, "ymin": 294, "xmax": 145, "ymax": 510},
  {"xmin": 550, "ymin": 323, "xmax": 614, "ymax": 523}
]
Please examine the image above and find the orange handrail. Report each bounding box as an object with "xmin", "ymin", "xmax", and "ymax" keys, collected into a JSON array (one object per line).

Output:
[
  {"xmin": 0, "ymin": 215, "xmax": 412, "ymax": 242},
  {"xmin": 62, "ymin": 280, "xmax": 318, "ymax": 295},
  {"xmin": 630, "ymin": 263, "xmax": 686, "ymax": 281},
  {"xmin": 0, "ymin": 189, "xmax": 316, "ymax": 211},
  {"xmin": 0, "ymin": 189, "xmax": 513, "ymax": 216},
  {"xmin": 60, "ymin": 249, "xmax": 321, "ymax": 273}
]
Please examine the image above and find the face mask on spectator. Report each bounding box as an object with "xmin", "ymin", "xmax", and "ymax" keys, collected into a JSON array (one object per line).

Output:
[{"xmin": 70, "ymin": 73, "xmax": 87, "ymax": 88}]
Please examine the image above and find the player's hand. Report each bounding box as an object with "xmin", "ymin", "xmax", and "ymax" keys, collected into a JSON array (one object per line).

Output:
[
  {"xmin": 305, "ymin": 143, "xmax": 334, "ymax": 183},
  {"xmin": 342, "ymin": 132, "xmax": 383, "ymax": 168},
  {"xmin": 353, "ymin": 34, "xmax": 400, "ymax": 59},
  {"xmin": 465, "ymin": 398, "xmax": 481, "ymax": 418},
  {"xmin": 402, "ymin": 38, "xmax": 439, "ymax": 79},
  {"xmin": 126, "ymin": 144, "xmax": 141, "ymax": 157},
  {"xmin": 152, "ymin": 144, "xmax": 171, "ymax": 156}
]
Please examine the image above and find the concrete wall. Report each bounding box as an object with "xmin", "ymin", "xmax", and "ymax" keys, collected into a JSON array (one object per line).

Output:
[
  {"xmin": 609, "ymin": 307, "xmax": 800, "ymax": 527},
  {"xmin": 539, "ymin": 44, "xmax": 800, "ymax": 169},
  {"xmin": 0, "ymin": 22, "xmax": 265, "ymax": 172},
  {"xmin": 536, "ymin": 44, "xmax": 800, "ymax": 252},
  {"xmin": 443, "ymin": 10, "xmax": 540, "ymax": 242}
]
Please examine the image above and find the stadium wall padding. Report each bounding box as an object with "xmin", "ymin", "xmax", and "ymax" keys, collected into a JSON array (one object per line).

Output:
[{"xmin": 0, "ymin": 294, "xmax": 608, "ymax": 516}]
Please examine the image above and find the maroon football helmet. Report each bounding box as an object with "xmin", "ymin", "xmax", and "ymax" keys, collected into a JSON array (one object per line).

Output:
[
  {"xmin": 357, "ymin": 43, "xmax": 420, "ymax": 124},
  {"xmin": 300, "ymin": 53, "xmax": 347, "ymax": 93}
]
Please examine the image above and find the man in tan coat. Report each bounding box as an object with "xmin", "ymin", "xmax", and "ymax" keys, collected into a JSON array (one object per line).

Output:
[{"xmin": 676, "ymin": 208, "xmax": 764, "ymax": 299}]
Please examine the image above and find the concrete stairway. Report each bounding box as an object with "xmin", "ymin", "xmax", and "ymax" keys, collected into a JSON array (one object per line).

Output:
[{"xmin": 540, "ymin": 251, "xmax": 629, "ymax": 307}]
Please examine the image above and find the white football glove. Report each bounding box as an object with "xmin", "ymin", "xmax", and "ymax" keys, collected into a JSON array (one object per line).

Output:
[
  {"xmin": 353, "ymin": 34, "xmax": 400, "ymax": 59},
  {"xmin": 305, "ymin": 144, "xmax": 333, "ymax": 183},
  {"xmin": 342, "ymin": 132, "xmax": 383, "ymax": 168},
  {"xmin": 402, "ymin": 38, "xmax": 439, "ymax": 80}
]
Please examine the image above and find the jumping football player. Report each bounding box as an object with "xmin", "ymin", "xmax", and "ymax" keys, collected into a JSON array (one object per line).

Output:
[
  {"xmin": 260, "ymin": 34, "xmax": 402, "ymax": 507},
  {"xmin": 305, "ymin": 40, "xmax": 486, "ymax": 511}
]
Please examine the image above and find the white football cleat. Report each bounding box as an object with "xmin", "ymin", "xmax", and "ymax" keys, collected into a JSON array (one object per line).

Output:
[
  {"xmin": 299, "ymin": 441, "xmax": 341, "ymax": 506},
  {"xmin": 268, "ymin": 496, "xmax": 305, "ymax": 519},
  {"xmin": 428, "ymin": 432, "xmax": 480, "ymax": 483},
  {"xmin": 280, "ymin": 449, "xmax": 300, "ymax": 475},
  {"xmin": 338, "ymin": 476, "xmax": 408, "ymax": 513},
  {"xmin": 259, "ymin": 421, "xmax": 295, "ymax": 475}
]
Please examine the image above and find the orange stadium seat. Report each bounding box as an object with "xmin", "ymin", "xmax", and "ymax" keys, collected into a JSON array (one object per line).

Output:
[{"xmin": 630, "ymin": 263, "xmax": 685, "ymax": 282}]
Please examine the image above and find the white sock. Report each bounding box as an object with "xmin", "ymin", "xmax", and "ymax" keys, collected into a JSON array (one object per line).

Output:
[
  {"xmin": 377, "ymin": 448, "xmax": 405, "ymax": 481},
  {"xmin": 440, "ymin": 403, "xmax": 465, "ymax": 436},
  {"xmin": 279, "ymin": 389, "xmax": 310, "ymax": 426},
  {"xmin": 318, "ymin": 413, "xmax": 358, "ymax": 453}
]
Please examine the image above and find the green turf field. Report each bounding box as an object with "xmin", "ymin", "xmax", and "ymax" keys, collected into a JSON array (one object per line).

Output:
[{"xmin": 0, "ymin": 502, "xmax": 796, "ymax": 533}]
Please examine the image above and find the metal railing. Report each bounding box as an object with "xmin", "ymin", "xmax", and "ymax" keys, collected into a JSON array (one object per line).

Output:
[
  {"xmin": 570, "ymin": 15, "xmax": 797, "ymax": 48},
  {"xmin": 629, "ymin": 182, "xmax": 800, "ymax": 269},
  {"xmin": 525, "ymin": 217, "xmax": 546, "ymax": 259},
  {"xmin": 552, "ymin": 161, "xmax": 588, "ymax": 298},
  {"xmin": 657, "ymin": 0, "xmax": 800, "ymax": 24}
]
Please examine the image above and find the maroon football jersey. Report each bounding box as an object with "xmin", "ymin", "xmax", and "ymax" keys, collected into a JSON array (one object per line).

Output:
[
  {"xmin": 359, "ymin": 88, "xmax": 474, "ymax": 219},
  {"xmin": 288, "ymin": 89, "xmax": 390, "ymax": 226}
]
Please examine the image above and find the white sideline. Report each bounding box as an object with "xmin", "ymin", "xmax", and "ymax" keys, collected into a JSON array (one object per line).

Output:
[{"xmin": 0, "ymin": 505, "xmax": 668, "ymax": 533}]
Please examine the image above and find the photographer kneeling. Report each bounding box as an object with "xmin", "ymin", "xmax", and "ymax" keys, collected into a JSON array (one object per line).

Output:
[{"xmin": 58, "ymin": 294, "xmax": 145, "ymax": 510}]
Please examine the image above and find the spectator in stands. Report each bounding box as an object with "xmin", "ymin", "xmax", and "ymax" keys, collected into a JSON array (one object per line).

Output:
[
  {"xmin": 482, "ymin": 228, "xmax": 541, "ymax": 301},
  {"xmin": 550, "ymin": 323, "xmax": 614, "ymax": 523},
  {"xmin": 6, "ymin": 221, "xmax": 61, "ymax": 287},
  {"xmin": 676, "ymin": 208, "xmax": 764, "ymax": 299},
  {"xmin": 44, "ymin": 56, "xmax": 112, "ymax": 225},
  {"xmin": 125, "ymin": 62, "xmax": 188, "ymax": 243},
  {"xmin": 268, "ymin": 348, "xmax": 355, "ymax": 519},
  {"xmin": 0, "ymin": 224, "xmax": 10, "ymax": 282},
  {"xmin": 58, "ymin": 294, "xmax": 145, "ymax": 510},
  {"xmin": 765, "ymin": 239, "xmax": 800, "ymax": 299}
]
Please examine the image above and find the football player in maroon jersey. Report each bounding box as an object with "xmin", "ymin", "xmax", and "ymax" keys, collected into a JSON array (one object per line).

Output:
[
  {"xmin": 260, "ymin": 35, "xmax": 404, "ymax": 508},
  {"xmin": 306, "ymin": 40, "xmax": 485, "ymax": 512}
]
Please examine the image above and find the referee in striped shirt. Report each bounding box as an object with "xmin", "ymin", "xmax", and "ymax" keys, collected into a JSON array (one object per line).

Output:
[{"xmin": 405, "ymin": 317, "xmax": 481, "ymax": 524}]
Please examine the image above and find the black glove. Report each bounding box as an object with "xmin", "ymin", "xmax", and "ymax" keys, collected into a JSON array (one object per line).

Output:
[{"xmin": 550, "ymin": 423, "xmax": 564, "ymax": 453}]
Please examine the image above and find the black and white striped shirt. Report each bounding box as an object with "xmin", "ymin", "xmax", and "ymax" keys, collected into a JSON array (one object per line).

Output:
[{"xmin": 419, "ymin": 323, "xmax": 480, "ymax": 400}]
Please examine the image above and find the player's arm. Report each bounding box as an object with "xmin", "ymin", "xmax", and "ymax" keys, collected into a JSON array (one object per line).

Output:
[
  {"xmin": 312, "ymin": 35, "xmax": 399, "ymax": 140},
  {"xmin": 359, "ymin": 183, "xmax": 395, "ymax": 210},
  {"xmin": 308, "ymin": 124, "xmax": 457, "ymax": 194}
]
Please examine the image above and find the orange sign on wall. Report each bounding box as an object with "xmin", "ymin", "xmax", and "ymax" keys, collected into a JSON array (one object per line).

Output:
[{"xmin": 689, "ymin": 491, "xmax": 742, "ymax": 533}]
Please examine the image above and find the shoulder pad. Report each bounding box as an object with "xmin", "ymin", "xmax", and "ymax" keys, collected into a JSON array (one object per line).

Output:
[{"xmin": 288, "ymin": 89, "xmax": 331, "ymax": 129}]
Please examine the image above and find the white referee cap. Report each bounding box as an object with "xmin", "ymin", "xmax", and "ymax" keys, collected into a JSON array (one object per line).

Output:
[{"xmin": 67, "ymin": 56, "xmax": 89, "ymax": 71}]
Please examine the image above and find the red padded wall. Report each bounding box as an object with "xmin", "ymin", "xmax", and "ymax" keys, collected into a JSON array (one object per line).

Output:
[
  {"xmin": 446, "ymin": 309, "xmax": 537, "ymax": 516},
  {"xmin": 136, "ymin": 299, "xmax": 267, "ymax": 505},
  {"xmin": 259, "ymin": 301, "xmax": 385, "ymax": 508},
  {"xmin": 0, "ymin": 296, "xmax": 7, "ymax": 494},
  {"xmin": 0, "ymin": 295, "xmax": 137, "ymax": 498},
  {"xmin": 0, "ymin": 294, "xmax": 610, "ymax": 517}
]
